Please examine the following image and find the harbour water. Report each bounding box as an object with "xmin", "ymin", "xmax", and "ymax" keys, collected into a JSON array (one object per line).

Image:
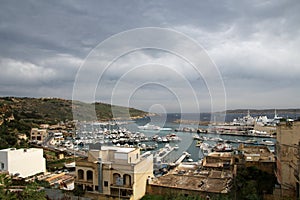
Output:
[{"xmin": 88, "ymin": 113, "xmax": 279, "ymax": 164}]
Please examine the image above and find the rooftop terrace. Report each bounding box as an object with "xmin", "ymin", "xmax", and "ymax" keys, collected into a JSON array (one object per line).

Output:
[{"xmin": 149, "ymin": 163, "xmax": 232, "ymax": 194}]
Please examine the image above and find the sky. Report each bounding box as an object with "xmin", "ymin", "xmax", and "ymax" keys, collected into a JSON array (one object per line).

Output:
[{"xmin": 0, "ymin": 0, "xmax": 299, "ymax": 113}]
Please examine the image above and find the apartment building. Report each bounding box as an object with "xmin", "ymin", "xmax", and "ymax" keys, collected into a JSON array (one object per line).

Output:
[
  {"xmin": 75, "ymin": 146, "xmax": 153, "ymax": 200},
  {"xmin": 30, "ymin": 128, "xmax": 48, "ymax": 143}
]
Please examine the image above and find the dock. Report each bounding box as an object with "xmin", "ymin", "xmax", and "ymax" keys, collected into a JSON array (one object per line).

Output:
[{"xmin": 174, "ymin": 152, "xmax": 190, "ymax": 165}]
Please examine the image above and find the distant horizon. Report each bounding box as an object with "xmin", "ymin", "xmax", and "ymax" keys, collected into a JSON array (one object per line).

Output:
[{"xmin": 1, "ymin": 96, "xmax": 299, "ymax": 114}]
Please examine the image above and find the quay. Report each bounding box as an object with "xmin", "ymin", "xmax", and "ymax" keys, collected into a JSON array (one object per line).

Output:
[{"xmin": 174, "ymin": 152, "xmax": 190, "ymax": 165}]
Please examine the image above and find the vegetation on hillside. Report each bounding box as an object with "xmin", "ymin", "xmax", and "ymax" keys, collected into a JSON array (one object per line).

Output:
[
  {"xmin": 0, "ymin": 173, "xmax": 46, "ymax": 200},
  {"xmin": 141, "ymin": 194, "xmax": 231, "ymax": 200},
  {"xmin": 0, "ymin": 97, "xmax": 148, "ymax": 124},
  {"xmin": 0, "ymin": 116, "xmax": 30, "ymax": 149},
  {"xmin": 0, "ymin": 97, "xmax": 147, "ymax": 150},
  {"xmin": 233, "ymin": 166, "xmax": 277, "ymax": 200}
]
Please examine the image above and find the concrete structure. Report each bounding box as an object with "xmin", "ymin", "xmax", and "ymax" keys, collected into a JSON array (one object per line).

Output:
[
  {"xmin": 148, "ymin": 162, "xmax": 233, "ymax": 198},
  {"xmin": 45, "ymin": 172, "xmax": 75, "ymax": 190},
  {"xmin": 75, "ymin": 146, "xmax": 153, "ymax": 200},
  {"xmin": 202, "ymin": 152, "xmax": 234, "ymax": 170},
  {"xmin": 275, "ymin": 121, "xmax": 300, "ymax": 199},
  {"xmin": 17, "ymin": 133, "xmax": 28, "ymax": 141},
  {"xmin": 50, "ymin": 132, "xmax": 64, "ymax": 144},
  {"xmin": 237, "ymin": 144, "xmax": 275, "ymax": 174},
  {"xmin": 0, "ymin": 148, "xmax": 46, "ymax": 178},
  {"xmin": 30, "ymin": 128, "xmax": 48, "ymax": 143}
]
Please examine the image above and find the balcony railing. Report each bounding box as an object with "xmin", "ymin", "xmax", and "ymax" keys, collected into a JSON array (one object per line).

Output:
[
  {"xmin": 110, "ymin": 184, "xmax": 133, "ymax": 190},
  {"xmin": 110, "ymin": 188, "xmax": 133, "ymax": 199}
]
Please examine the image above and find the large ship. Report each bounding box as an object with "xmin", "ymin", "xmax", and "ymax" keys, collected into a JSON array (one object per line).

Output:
[
  {"xmin": 138, "ymin": 123, "xmax": 160, "ymax": 130},
  {"xmin": 138, "ymin": 123, "xmax": 172, "ymax": 131}
]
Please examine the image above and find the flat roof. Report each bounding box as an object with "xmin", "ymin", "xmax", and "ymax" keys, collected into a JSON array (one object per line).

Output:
[
  {"xmin": 0, "ymin": 148, "xmax": 42, "ymax": 153},
  {"xmin": 150, "ymin": 172, "xmax": 232, "ymax": 193},
  {"xmin": 100, "ymin": 146, "xmax": 136, "ymax": 153}
]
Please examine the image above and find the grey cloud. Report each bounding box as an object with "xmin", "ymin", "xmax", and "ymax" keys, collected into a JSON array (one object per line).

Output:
[{"xmin": 0, "ymin": 0, "xmax": 299, "ymax": 111}]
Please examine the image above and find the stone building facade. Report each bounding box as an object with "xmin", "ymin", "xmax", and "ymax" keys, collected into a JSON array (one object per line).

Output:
[
  {"xmin": 276, "ymin": 121, "xmax": 300, "ymax": 199},
  {"xmin": 75, "ymin": 146, "xmax": 153, "ymax": 200}
]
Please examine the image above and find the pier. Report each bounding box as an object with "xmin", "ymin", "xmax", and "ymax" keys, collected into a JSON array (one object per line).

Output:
[{"xmin": 174, "ymin": 152, "xmax": 190, "ymax": 165}]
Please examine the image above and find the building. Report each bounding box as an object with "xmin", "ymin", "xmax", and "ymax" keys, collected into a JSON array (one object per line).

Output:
[
  {"xmin": 50, "ymin": 132, "xmax": 64, "ymax": 144},
  {"xmin": 237, "ymin": 144, "xmax": 275, "ymax": 174},
  {"xmin": 275, "ymin": 121, "xmax": 300, "ymax": 199},
  {"xmin": 202, "ymin": 152, "xmax": 234, "ymax": 171},
  {"xmin": 45, "ymin": 172, "xmax": 75, "ymax": 190},
  {"xmin": 75, "ymin": 146, "xmax": 153, "ymax": 200},
  {"xmin": 0, "ymin": 148, "xmax": 46, "ymax": 178},
  {"xmin": 147, "ymin": 162, "xmax": 233, "ymax": 198},
  {"xmin": 17, "ymin": 133, "xmax": 28, "ymax": 141},
  {"xmin": 30, "ymin": 128, "xmax": 48, "ymax": 143}
]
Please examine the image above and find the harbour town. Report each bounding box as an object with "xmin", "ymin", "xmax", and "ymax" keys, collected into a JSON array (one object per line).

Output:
[
  {"xmin": 1, "ymin": 1, "xmax": 299, "ymax": 200},
  {"xmin": 1, "ymin": 100, "xmax": 300, "ymax": 199}
]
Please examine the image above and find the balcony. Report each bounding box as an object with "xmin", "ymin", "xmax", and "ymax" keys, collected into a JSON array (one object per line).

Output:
[
  {"xmin": 110, "ymin": 187, "xmax": 133, "ymax": 199},
  {"xmin": 110, "ymin": 184, "xmax": 133, "ymax": 190}
]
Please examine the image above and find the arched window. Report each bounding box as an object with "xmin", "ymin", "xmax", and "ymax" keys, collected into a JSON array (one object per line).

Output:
[
  {"xmin": 87, "ymin": 170, "xmax": 93, "ymax": 181},
  {"xmin": 113, "ymin": 173, "xmax": 122, "ymax": 185},
  {"xmin": 123, "ymin": 174, "xmax": 131, "ymax": 186},
  {"xmin": 78, "ymin": 169, "xmax": 84, "ymax": 180}
]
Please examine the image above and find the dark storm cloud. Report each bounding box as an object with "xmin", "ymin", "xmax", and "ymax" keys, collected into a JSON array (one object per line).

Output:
[{"xmin": 0, "ymin": 0, "xmax": 299, "ymax": 111}]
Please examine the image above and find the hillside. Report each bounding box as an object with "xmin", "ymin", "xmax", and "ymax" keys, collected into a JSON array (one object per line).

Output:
[
  {"xmin": 0, "ymin": 97, "xmax": 148, "ymax": 149},
  {"xmin": 0, "ymin": 97, "xmax": 148, "ymax": 124}
]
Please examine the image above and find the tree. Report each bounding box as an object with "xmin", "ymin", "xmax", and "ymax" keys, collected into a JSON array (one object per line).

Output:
[
  {"xmin": 0, "ymin": 174, "xmax": 18, "ymax": 200},
  {"xmin": 0, "ymin": 174, "xmax": 46, "ymax": 200},
  {"xmin": 18, "ymin": 182, "xmax": 47, "ymax": 200}
]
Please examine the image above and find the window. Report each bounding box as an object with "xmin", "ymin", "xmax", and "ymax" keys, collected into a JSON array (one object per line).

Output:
[
  {"xmin": 86, "ymin": 185, "xmax": 93, "ymax": 191},
  {"xmin": 123, "ymin": 174, "xmax": 131, "ymax": 186},
  {"xmin": 113, "ymin": 173, "xmax": 121, "ymax": 185},
  {"xmin": 78, "ymin": 169, "xmax": 84, "ymax": 180},
  {"xmin": 104, "ymin": 181, "xmax": 108, "ymax": 187},
  {"xmin": 0, "ymin": 163, "xmax": 4, "ymax": 170},
  {"xmin": 87, "ymin": 170, "xmax": 93, "ymax": 181}
]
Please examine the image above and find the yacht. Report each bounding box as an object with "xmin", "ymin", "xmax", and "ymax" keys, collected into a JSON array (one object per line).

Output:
[{"xmin": 138, "ymin": 123, "xmax": 161, "ymax": 130}]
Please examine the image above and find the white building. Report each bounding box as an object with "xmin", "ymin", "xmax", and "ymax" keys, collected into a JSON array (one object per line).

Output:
[{"xmin": 0, "ymin": 148, "xmax": 46, "ymax": 178}]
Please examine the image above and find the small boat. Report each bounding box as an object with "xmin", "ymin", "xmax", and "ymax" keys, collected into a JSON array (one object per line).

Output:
[
  {"xmin": 193, "ymin": 134, "xmax": 201, "ymax": 140},
  {"xmin": 64, "ymin": 162, "xmax": 75, "ymax": 168},
  {"xmin": 162, "ymin": 137, "xmax": 169, "ymax": 143},
  {"xmin": 196, "ymin": 141, "xmax": 202, "ymax": 147},
  {"xmin": 167, "ymin": 134, "xmax": 181, "ymax": 142},
  {"xmin": 160, "ymin": 127, "xmax": 172, "ymax": 131},
  {"xmin": 187, "ymin": 158, "xmax": 193, "ymax": 162},
  {"xmin": 260, "ymin": 140, "xmax": 275, "ymax": 146},
  {"xmin": 174, "ymin": 145, "xmax": 179, "ymax": 150},
  {"xmin": 213, "ymin": 143, "xmax": 233, "ymax": 152}
]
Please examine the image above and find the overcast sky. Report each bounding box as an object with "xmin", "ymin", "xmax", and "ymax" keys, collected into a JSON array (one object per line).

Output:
[{"xmin": 0, "ymin": 0, "xmax": 299, "ymax": 113}]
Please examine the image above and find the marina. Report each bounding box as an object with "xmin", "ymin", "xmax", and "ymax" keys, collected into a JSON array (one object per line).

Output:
[{"xmin": 41, "ymin": 112, "xmax": 282, "ymax": 177}]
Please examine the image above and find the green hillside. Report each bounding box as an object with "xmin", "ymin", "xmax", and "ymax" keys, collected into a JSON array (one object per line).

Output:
[
  {"xmin": 0, "ymin": 97, "xmax": 148, "ymax": 124},
  {"xmin": 0, "ymin": 97, "xmax": 148, "ymax": 149}
]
